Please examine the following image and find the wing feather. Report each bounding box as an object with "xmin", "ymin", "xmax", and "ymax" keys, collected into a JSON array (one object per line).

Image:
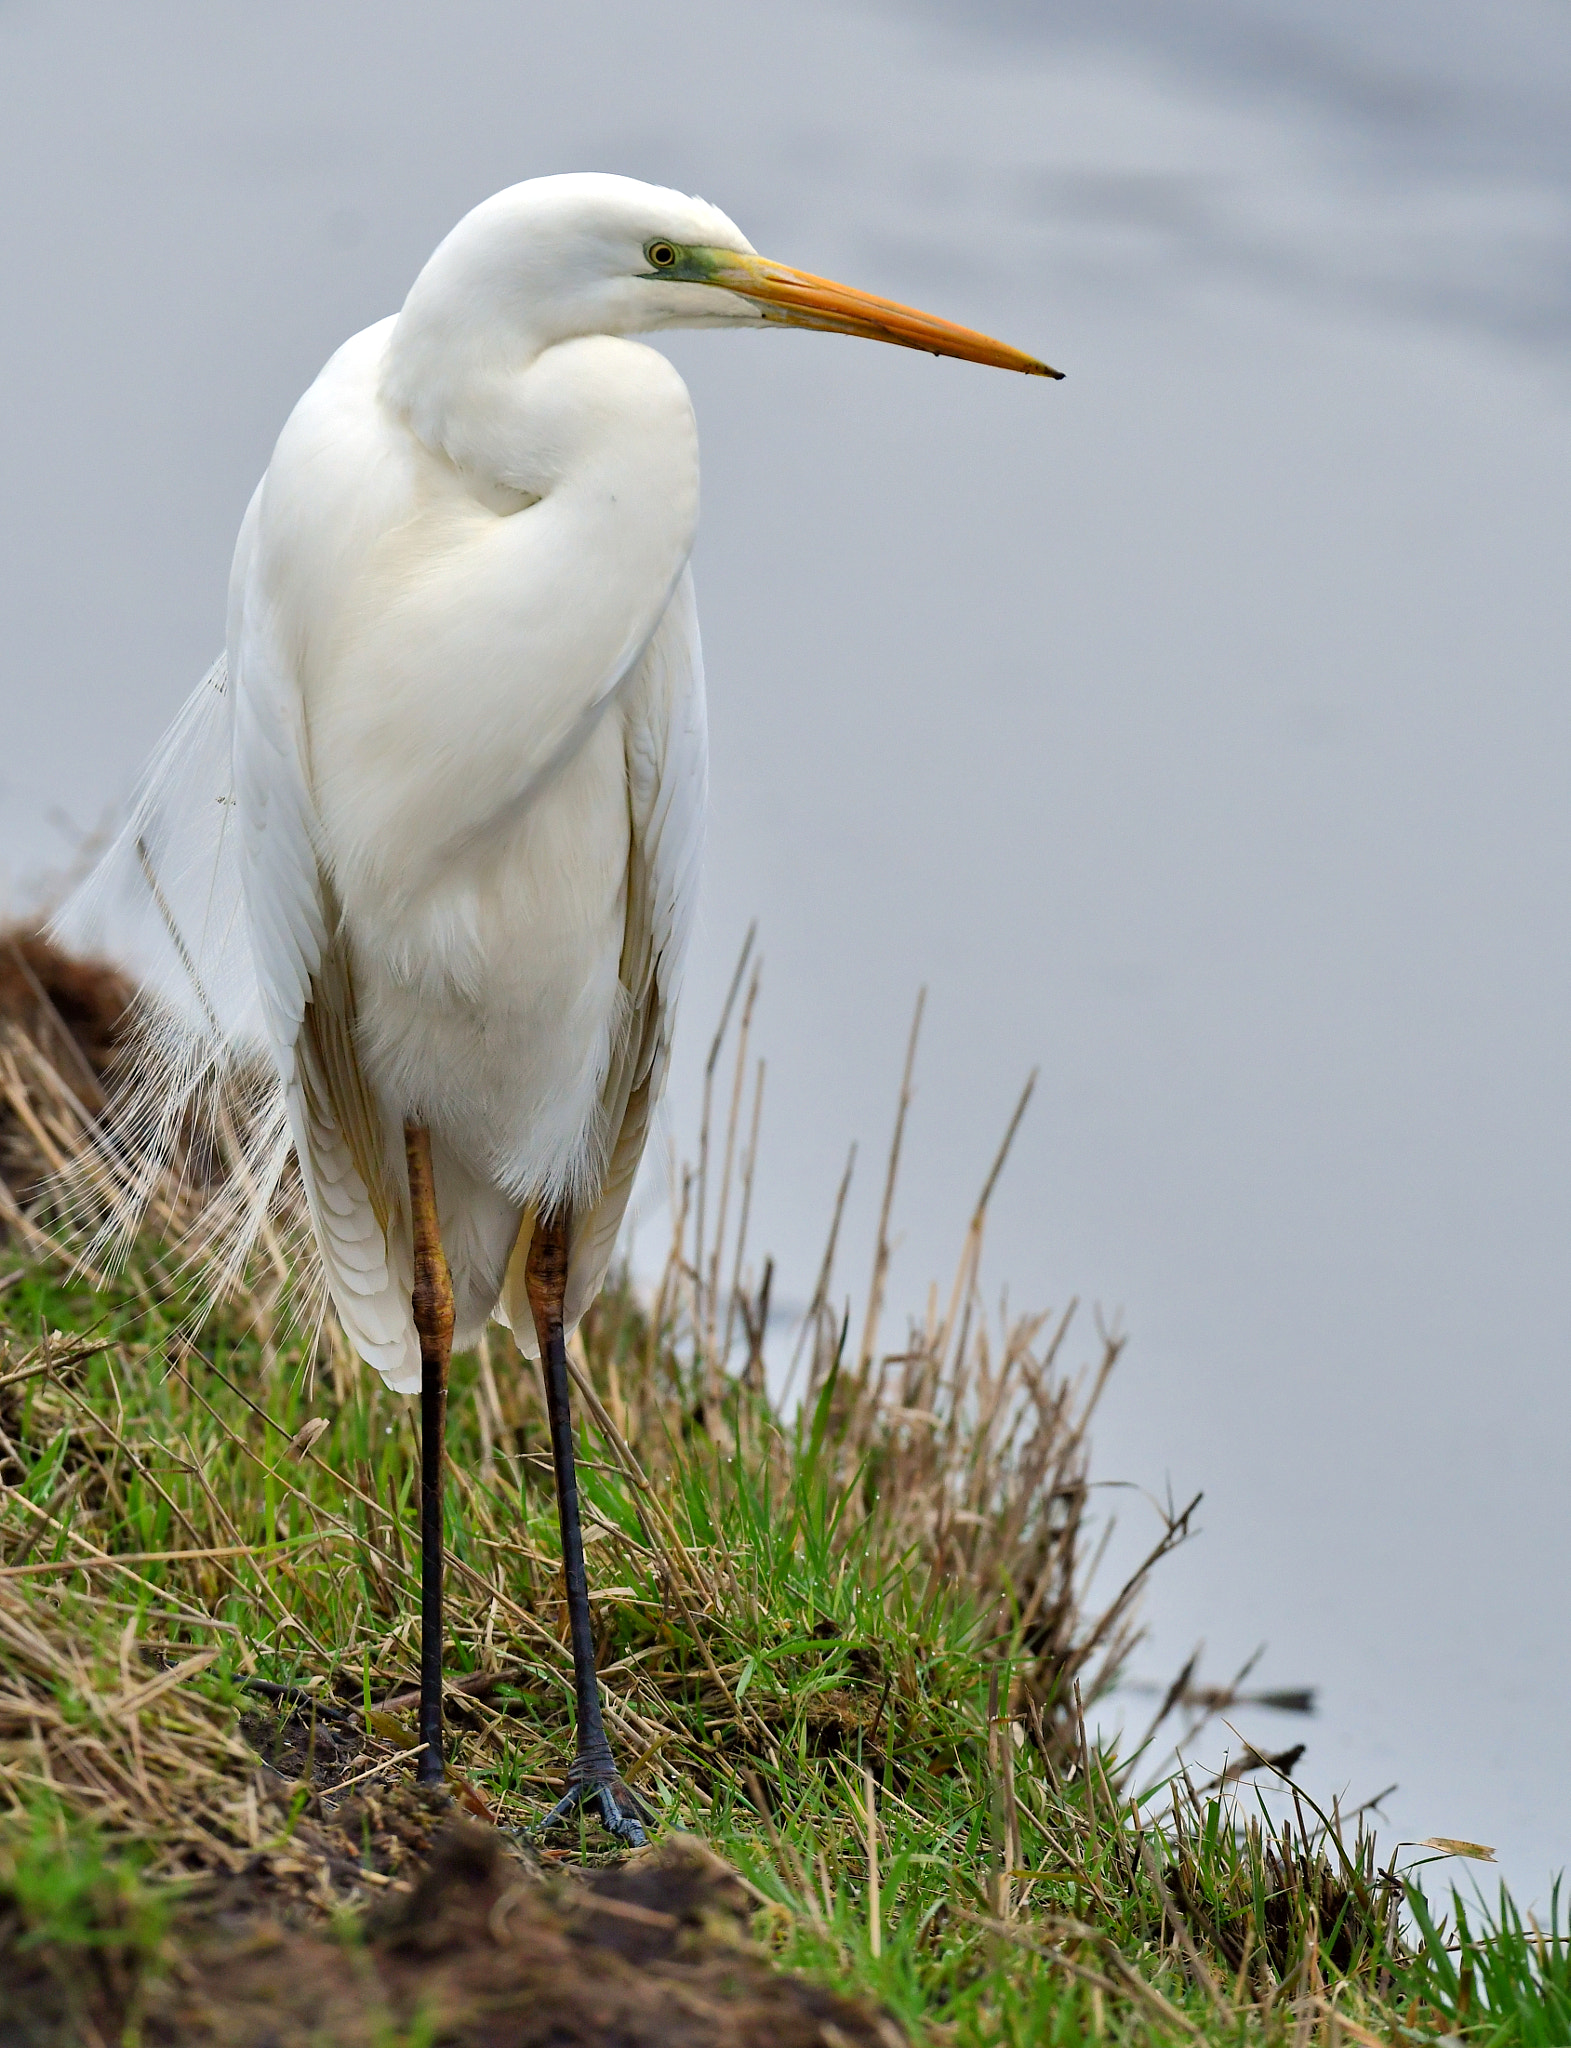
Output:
[
  {"xmin": 233, "ymin": 534, "xmax": 419, "ymax": 1390},
  {"xmin": 503, "ymin": 566, "xmax": 707, "ymax": 1348}
]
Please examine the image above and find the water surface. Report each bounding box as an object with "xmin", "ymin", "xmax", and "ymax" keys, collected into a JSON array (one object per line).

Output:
[{"xmin": 1, "ymin": 0, "xmax": 1567, "ymax": 1898}]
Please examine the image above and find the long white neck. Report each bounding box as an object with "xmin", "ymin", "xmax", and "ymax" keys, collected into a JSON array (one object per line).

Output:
[
  {"xmin": 380, "ymin": 280, "xmax": 549, "ymax": 482},
  {"xmin": 378, "ymin": 198, "xmax": 642, "ymax": 480}
]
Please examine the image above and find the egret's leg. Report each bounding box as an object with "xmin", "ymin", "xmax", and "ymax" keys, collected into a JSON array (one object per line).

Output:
[
  {"xmin": 405, "ymin": 1122, "xmax": 453, "ymax": 1788},
  {"xmin": 525, "ymin": 1208, "xmax": 649, "ymax": 1848}
]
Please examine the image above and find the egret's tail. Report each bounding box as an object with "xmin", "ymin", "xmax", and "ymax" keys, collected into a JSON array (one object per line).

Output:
[{"xmin": 43, "ymin": 658, "xmax": 326, "ymax": 1340}]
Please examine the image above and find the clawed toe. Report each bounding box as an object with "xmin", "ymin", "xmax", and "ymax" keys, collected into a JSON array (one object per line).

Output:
[
  {"xmin": 594, "ymin": 1778, "xmax": 650, "ymax": 1847},
  {"xmin": 538, "ymin": 1771, "xmax": 651, "ymax": 1849}
]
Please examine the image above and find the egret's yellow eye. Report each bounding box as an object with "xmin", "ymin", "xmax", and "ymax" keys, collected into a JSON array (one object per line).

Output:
[{"xmin": 645, "ymin": 240, "xmax": 678, "ymax": 270}]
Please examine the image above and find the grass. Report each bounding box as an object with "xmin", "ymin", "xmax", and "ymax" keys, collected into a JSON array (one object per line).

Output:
[
  {"xmin": 1398, "ymin": 1885, "xmax": 1571, "ymax": 2046},
  {"xmin": 0, "ymin": 932, "xmax": 1565, "ymax": 2043}
]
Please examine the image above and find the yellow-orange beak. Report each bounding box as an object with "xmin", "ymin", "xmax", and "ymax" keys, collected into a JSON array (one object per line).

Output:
[{"xmin": 702, "ymin": 250, "xmax": 1062, "ymax": 378}]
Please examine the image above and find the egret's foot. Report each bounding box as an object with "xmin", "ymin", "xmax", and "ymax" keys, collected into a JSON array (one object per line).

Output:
[{"xmin": 540, "ymin": 1765, "xmax": 652, "ymax": 1849}]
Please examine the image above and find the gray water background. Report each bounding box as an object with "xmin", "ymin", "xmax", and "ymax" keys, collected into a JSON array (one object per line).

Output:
[{"xmin": 1, "ymin": 0, "xmax": 1567, "ymax": 1899}]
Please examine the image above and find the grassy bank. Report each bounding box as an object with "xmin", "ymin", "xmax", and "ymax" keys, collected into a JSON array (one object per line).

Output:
[{"xmin": 0, "ymin": 940, "xmax": 1567, "ymax": 2043}]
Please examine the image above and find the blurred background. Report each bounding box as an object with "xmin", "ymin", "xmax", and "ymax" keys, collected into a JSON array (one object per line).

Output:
[{"xmin": 1, "ymin": 0, "xmax": 1567, "ymax": 1896}]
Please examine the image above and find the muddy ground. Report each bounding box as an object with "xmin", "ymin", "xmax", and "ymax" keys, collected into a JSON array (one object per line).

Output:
[
  {"xmin": 1, "ymin": 1696, "xmax": 905, "ymax": 2048},
  {"xmin": 3, "ymin": 1818, "xmax": 904, "ymax": 2047}
]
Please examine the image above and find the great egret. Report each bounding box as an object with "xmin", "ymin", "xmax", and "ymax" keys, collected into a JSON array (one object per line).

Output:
[{"xmin": 60, "ymin": 173, "xmax": 1057, "ymax": 1844}]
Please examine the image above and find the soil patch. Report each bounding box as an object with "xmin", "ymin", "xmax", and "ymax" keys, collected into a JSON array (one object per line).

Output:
[{"xmin": 2, "ymin": 1824, "xmax": 904, "ymax": 2048}]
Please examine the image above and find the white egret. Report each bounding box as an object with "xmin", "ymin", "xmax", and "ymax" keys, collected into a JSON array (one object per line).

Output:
[{"xmin": 60, "ymin": 173, "xmax": 1057, "ymax": 1843}]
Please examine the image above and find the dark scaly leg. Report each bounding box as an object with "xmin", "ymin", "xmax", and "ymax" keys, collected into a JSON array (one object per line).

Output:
[
  {"xmin": 405, "ymin": 1123, "xmax": 453, "ymax": 1787},
  {"xmin": 526, "ymin": 1206, "xmax": 649, "ymax": 1847}
]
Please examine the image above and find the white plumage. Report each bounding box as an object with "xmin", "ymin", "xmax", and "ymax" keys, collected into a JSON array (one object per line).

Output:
[
  {"xmin": 229, "ymin": 288, "xmax": 709, "ymax": 1389},
  {"xmin": 57, "ymin": 172, "xmax": 1054, "ymax": 1397}
]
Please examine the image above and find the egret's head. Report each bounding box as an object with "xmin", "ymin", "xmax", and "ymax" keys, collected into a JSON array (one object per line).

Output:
[{"xmin": 391, "ymin": 172, "xmax": 1059, "ymax": 386}]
